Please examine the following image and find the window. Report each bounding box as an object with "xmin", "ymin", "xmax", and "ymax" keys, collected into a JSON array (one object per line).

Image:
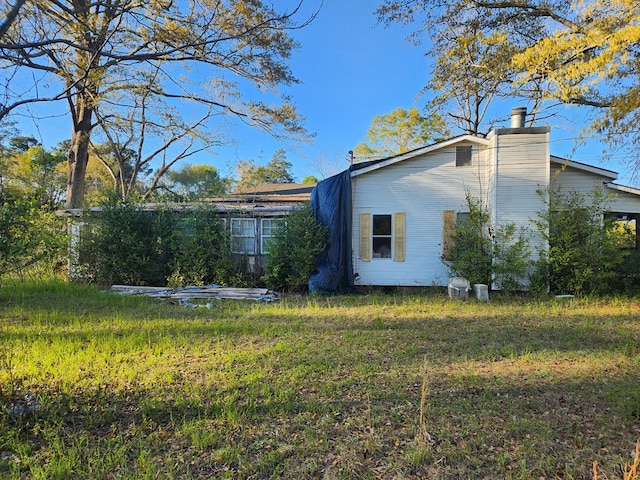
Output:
[
  {"xmin": 372, "ymin": 214, "xmax": 392, "ymax": 258},
  {"xmin": 359, "ymin": 212, "xmax": 406, "ymax": 262},
  {"xmin": 261, "ymin": 218, "xmax": 282, "ymax": 254},
  {"xmin": 230, "ymin": 218, "xmax": 256, "ymax": 254},
  {"xmin": 456, "ymin": 145, "xmax": 472, "ymax": 167}
]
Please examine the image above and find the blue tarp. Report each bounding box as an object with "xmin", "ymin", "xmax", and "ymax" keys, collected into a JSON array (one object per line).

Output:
[{"xmin": 308, "ymin": 170, "xmax": 353, "ymax": 294}]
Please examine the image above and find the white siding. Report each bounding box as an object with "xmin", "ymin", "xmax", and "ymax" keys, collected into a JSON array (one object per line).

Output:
[
  {"xmin": 552, "ymin": 165, "xmax": 640, "ymax": 213},
  {"xmin": 607, "ymin": 188, "xmax": 640, "ymax": 214},
  {"xmin": 351, "ymin": 142, "xmax": 490, "ymax": 286},
  {"xmin": 552, "ymin": 163, "xmax": 609, "ymax": 198},
  {"xmin": 491, "ymin": 131, "xmax": 549, "ymax": 258}
]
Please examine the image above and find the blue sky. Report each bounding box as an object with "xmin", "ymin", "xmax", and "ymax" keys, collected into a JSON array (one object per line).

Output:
[
  {"xmin": 13, "ymin": 1, "xmax": 635, "ymax": 186},
  {"xmin": 215, "ymin": 0, "xmax": 432, "ymax": 180},
  {"xmin": 216, "ymin": 1, "xmax": 633, "ymax": 185}
]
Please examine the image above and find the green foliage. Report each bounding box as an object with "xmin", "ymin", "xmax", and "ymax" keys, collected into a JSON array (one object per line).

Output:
[
  {"xmin": 448, "ymin": 194, "xmax": 493, "ymax": 286},
  {"xmin": 532, "ymin": 187, "xmax": 636, "ymax": 295},
  {"xmin": 1, "ymin": 2, "xmax": 310, "ymax": 207},
  {"xmin": 237, "ymin": 149, "xmax": 295, "ymax": 190},
  {"xmin": 167, "ymin": 209, "xmax": 243, "ymax": 287},
  {"xmin": 446, "ymin": 192, "xmax": 530, "ymax": 290},
  {"xmin": 163, "ymin": 163, "xmax": 231, "ymax": 201},
  {"xmin": 378, "ymin": 0, "xmax": 640, "ymax": 153},
  {"xmin": 353, "ymin": 107, "xmax": 450, "ymax": 159},
  {"xmin": 262, "ymin": 203, "xmax": 328, "ymax": 292},
  {"xmin": 74, "ymin": 203, "xmax": 248, "ymax": 287},
  {"xmin": 0, "ymin": 140, "xmax": 68, "ymax": 281},
  {"xmin": 0, "ymin": 186, "xmax": 67, "ymax": 281},
  {"xmin": 301, "ymin": 175, "xmax": 319, "ymax": 184},
  {"xmin": 77, "ymin": 202, "xmax": 172, "ymax": 286},
  {"xmin": 492, "ymin": 223, "xmax": 531, "ymax": 292}
]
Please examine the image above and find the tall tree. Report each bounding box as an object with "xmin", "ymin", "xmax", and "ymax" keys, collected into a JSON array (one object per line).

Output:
[
  {"xmin": 0, "ymin": 1, "xmax": 314, "ymax": 208},
  {"xmin": 163, "ymin": 163, "xmax": 231, "ymax": 201},
  {"xmin": 0, "ymin": 0, "xmax": 25, "ymax": 39},
  {"xmin": 237, "ymin": 148, "xmax": 295, "ymax": 188},
  {"xmin": 378, "ymin": 0, "xmax": 640, "ymax": 150},
  {"xmin": 352, "ymin": 106, "xmax": 449, "ymax": 159}
]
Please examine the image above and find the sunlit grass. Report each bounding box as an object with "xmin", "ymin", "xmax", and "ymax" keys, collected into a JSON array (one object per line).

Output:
[{"xmin": 1, "ymin": 280, "xmax": 639, "ymax": 478}]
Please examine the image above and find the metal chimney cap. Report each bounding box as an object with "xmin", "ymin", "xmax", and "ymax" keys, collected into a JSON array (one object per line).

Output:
[{"xmin": 511, "ymin": 107, "xmax": 527, "ymax": 128}]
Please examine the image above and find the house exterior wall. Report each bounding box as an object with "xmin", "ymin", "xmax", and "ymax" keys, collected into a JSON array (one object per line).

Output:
[
  {"xmin": 489, "ymin": 128, "xmax": 550, "ymax": 259},
  {"xmin": 607, "ymin": 188, "xmax": 640, "ymax": 214},
  {"xmin": 351, "ymin": 141, "xmax": 490, "ymax": 286},
  {"xmin": 551, "ymin": 163, "xmax": 640, "ymax": 214},
  {"xmin": 350, "ymin": 128, "xmax": 551, "ymax": 288},
  {"xmin": 551, "ymin": 163, "xmax": 611, "ymax": 197}
]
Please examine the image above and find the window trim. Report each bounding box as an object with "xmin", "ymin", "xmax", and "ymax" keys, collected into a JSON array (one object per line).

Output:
[
  {"xmin": 372, "ymin": 214, "xmax": 393, "ymax": 259},
  {"xmin": 230, "ymin": 217, "xmax": 256, "ymax": 255},
  {"xmin": 359, "ymin": 212, "xmax": 406, "ymax": 262},
  {"xmin": 260, "ymin": 217, "xmax": 282, "ymax": 254}
]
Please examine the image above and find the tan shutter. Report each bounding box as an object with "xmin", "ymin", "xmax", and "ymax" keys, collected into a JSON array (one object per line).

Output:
[
  {"xmin": 393, "ymin": 212, "xmax": 406, "ymax": 262},
  {"xmin": 442, "ymin": 210, "xmax": 455, "ymax": 260},
  {"xmin": 359, "ymin": 213, "xmax": 371, "ymax": 261}
]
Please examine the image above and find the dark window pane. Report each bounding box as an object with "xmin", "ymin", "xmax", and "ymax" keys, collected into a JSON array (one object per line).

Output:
[
  {"xmin": 373, "ymin": 237, "xmax": 392, "ymax": 258},
  {"xmin": 456, "ymin": 145, "xmax": 472, "ymax": 167},
  {"xmin": 373, "ymin": 214, "xmax": 391, "ymax": 235}
]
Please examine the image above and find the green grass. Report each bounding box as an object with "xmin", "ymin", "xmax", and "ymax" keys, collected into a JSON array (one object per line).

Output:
[{"xmin": 1, "ymin": 279, "xmax": 640, "ymax": 478}]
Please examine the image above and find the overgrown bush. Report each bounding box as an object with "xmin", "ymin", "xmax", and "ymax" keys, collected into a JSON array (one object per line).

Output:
[
  {"xmin": 532, "ymin": 187, "xmax": 636, "ymax": 295},
  {"xmin": 74, "ymin": 202, "xmax": 251, "ymax": 287},
  {"xmin": 262, "ymin": 202, "xmax": 328, "ymax": 292},
  {"xmin": 78, "ymin": 201, "xmax": 171, "ymax": 286},
  {"xmin": 445, "ymin": 192, "xmax": 530, "ymax": 290},
  {"xmin": 0, "ymin": 185, "xmax": 67, "ymax": 283},
  {"xmin": 167, "ymin": 208, "xmax": 244, "ymax": 287}
]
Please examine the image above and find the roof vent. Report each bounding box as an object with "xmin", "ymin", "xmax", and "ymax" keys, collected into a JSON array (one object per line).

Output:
[{"xmin": 511, "ymin": 107, "xmax": 527, "ymax": 128}]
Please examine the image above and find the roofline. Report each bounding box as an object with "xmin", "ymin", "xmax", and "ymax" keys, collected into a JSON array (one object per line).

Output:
[
  {"xmin": 57, "ymin": 203, "xmax": 298, "ymax": 217},
  {"xmin": 605, "ymin": 183, "xmax": 640, "ymax": 196},
  {"xmin": 487, "ymin": 126, "xmax": 551, "ymax": 138},
  {"xmin": 551, "ymin": 155, "xmax": 618, "ymax": 180},
  {"xmin": 350, "ymin": 134, "xmax": 489, "ymax": 177}
]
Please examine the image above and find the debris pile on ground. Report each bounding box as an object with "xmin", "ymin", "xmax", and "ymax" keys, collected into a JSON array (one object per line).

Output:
[{"xmin": 110, "ymin": 285, "xmax": 281, "ymax": 303}]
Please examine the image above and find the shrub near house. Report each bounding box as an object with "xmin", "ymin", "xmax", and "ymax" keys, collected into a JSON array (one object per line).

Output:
[{"xmin": 74, "ymin": 202, "xmax": 248, "ymax": 287}]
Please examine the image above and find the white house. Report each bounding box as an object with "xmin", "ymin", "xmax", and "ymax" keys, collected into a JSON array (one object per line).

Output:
[{"xmin": 310, "ymin": 108, "xmax": 640, "ymax": 292}]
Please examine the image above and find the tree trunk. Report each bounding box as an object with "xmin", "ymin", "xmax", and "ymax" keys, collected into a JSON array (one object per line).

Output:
[{"xmin": 65, "ymin": 102, "xmax": 94, "ymax": 209}]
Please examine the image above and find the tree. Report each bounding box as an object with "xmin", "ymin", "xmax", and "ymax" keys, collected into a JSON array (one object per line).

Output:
[
  {"xmin": 445, "ymin": 191, "xmax": 530, "ymax": 291},
  {"xmin": 237, "ymin": 149, "xmax": 295, "ymax": 188},
  {"xmin": 378, "ymin": 0, "xmax": 640, "ymax": 151},
  {"xmin": 262, "ymin": 202, "xmax": 328, "ymax": 292},
  {"xmin": 531, "ymin": 186, "xmax": 635, "ymax": 295},
  {"xmin": 0, "ymin": 0, "xmax": 25, "ymax": 39},
  {"xmin": 352, "ymin": 107, "xmax": 449, "ymax": 160},
  {"xmin": 8, "ymin": 144, "xmax": 67, "ymax": 208},
  {"xmin": 301, "ymin": 175, "xmax": 319, "ymax": 184},
  {"xmin": 162, "ymin": 163, "xmax": 231, "ymax": 201},
  {"xmin": 0, "ymin": 1, "xmax": 314, "ymax": 208}
]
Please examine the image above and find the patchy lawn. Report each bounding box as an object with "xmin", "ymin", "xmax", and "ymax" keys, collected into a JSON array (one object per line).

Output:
[{"xmin": 1, "ymin": 281, "xmax": 639, "ymax": 479}]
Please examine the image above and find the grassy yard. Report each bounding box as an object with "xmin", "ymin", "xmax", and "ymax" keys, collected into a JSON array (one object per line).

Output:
[{"xmin": 1, "ymin": 280, "xmax": 639, "ymax": 479}]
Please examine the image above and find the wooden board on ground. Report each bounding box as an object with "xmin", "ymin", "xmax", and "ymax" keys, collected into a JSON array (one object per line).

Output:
[{"xmin": 110, "ymin": 285, "xmax": 280, "ymax": 302}]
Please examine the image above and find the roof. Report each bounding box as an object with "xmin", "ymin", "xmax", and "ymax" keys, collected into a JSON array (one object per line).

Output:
[
  {"xmin": 550, "ymin": 156, "xmax": 618, "ymax": 180},
  {"xmin": 605, "ymin": 183, "xmax": 640, "ymax": 196},
  {"xmin": 217, "ymin": 183, "xmax": 314, "ymax": 205},
  {"xmin": 350, "ymin": 134, "xmax": 489, "ymax": 177},
  {"xmin": 58, "ymin": 202, "xmax": 299, "ymax": 218}
]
